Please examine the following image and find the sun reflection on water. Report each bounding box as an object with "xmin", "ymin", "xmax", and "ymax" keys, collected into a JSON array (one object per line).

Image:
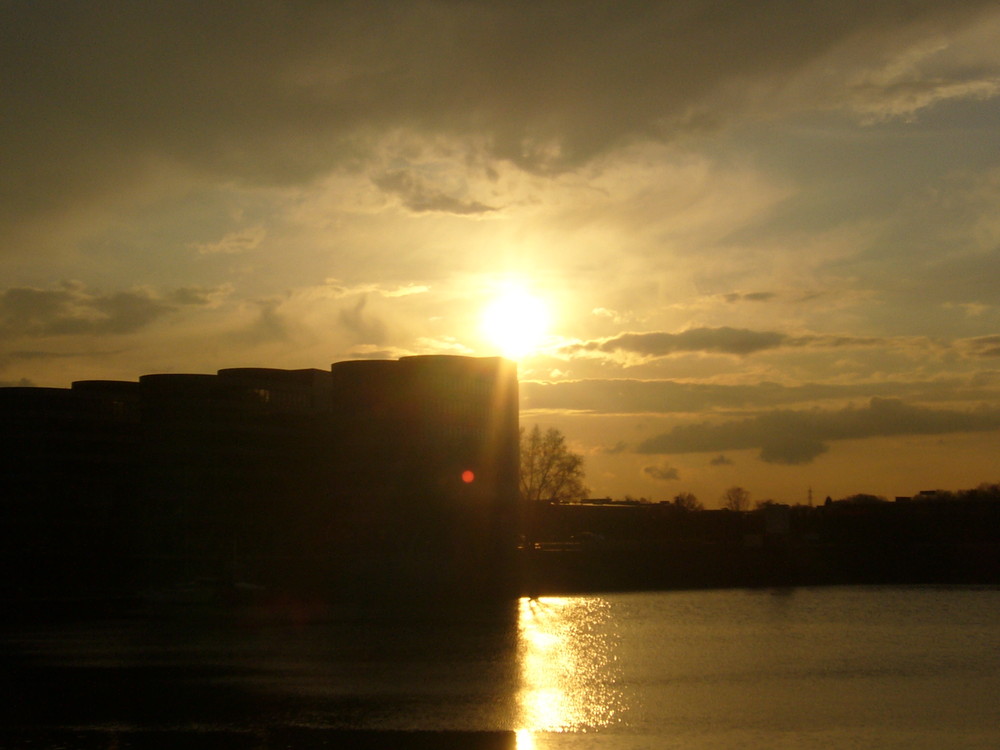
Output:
[{"xmin": 516, "ymin": 596, "xmax": 625, "ymax": 741}]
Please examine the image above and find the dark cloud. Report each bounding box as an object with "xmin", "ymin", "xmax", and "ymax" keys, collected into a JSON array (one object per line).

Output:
[
  {"xmin": 643, "ymin": 463, "xmax": 680, "ymax": 481},
  {"xmin": 636, "ymin": 397, "xmax": 1000, "ymax": 464},
  {"xmin": 90, "ymin": 292, "xmax": 175, "ymax": 334},
  {"xmin": 0, "ymin": 283, "xmax": 208, "ymax": 337},
  {"xmin": 785, "ymin": 334, "xmax": 888, "ymax": 348},
  {"xmin": 600, "ymin": 441, "xmax": 629, "ymax": 455},
  {"xmin": 724, "ymin": 292, "xmax": 777, "ymax": 303},
  {"xmin": 372, "ymin": 170, "xmax": 496, "ymax": 215},
  {"xmin": 3, "ymin": 1, "xmax": 994, "ymax": 239},
  {"xmin": 758, "ymin": 435, "xmax": 829, "ymax": 465},
  {"xmin": 167, "ymin": 287, "xmax": 222, "ymax": 306},
  {"xmin": 709, "ymin": 454, "xmax": 734, "ymax": 466},
  {"xmin": 520, "ymin": 376, "xmax": 991, "ymax": 415},
  {"xmin": 561, "ymin": 327, "xmax": 891, "ymax": 360},
  {"xmin": 565, "ymin": 327, "xmax": 787, "ymax": 357},
  {"xmin": 964, "ymin": 335, "xmax": 1000, "ymax": 358}
]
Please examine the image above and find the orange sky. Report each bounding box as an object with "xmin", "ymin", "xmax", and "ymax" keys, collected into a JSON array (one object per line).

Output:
[{"xmin": 2, "ymin": 2, "xmax": 1000, "ymax": 506}]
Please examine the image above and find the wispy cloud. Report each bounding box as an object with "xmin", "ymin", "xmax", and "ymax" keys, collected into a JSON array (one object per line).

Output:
[
  {"xmin": 189, "ymin": 226, "xmax": 266, "ymax": 255},
  {"xmin": 372, "ymin": 169, "xmax": 497, "ymax": 215},
  {"xmin": 337, "ymin": 295, "xmax": 387, "ymax": 346},
  {"xmin": 324, "ymin": 280, "xmax": 430, "ymax": 299},
  {"xmin": 843, "ymin": 32, "xmax": 1000, "ymax": 123},
  {"xmin": 227, "ymin": 299, "xmax": 291, "ymax": 345}
]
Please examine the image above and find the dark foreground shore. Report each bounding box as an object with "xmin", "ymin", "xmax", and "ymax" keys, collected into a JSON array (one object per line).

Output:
[{"xmin": 0, "ymin": 728, "xmax": 516, "ymax": 749}]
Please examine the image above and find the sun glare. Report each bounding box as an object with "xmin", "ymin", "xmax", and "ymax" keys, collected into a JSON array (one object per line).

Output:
[{"xmin": 480, "ymin": 285, "xmax": 551, "ymax": 360}]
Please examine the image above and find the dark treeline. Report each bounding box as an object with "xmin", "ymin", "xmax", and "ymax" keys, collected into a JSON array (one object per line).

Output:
[
  {"xmin": 2, "ymin": 359, "xmax": 997, "ymax": 606},
  {"xmin": 6, "ymin": 480, "xmax": 1000, "ymax": 606},
  {"xmin": 521, "ymin": 484, "xmax": 1000, "ymax": 594}
]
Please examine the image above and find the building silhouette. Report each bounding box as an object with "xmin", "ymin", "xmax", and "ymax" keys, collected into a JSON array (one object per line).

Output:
[{"xmin": 0, "ymin": 356, "xmax": 519, "ymax": 602}]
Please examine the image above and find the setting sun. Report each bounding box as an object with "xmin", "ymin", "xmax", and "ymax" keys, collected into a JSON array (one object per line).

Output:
[{"xmin": 480, "ymin": 285, "xmax": 551, "ymax": 359}]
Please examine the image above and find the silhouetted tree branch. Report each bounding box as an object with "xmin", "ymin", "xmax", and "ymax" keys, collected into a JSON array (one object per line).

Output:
[
  {"xmin": 519, "ymin": 425, "xmax": 588, "ymax": 504},
  {"xmin": 673, "ymin": 492, "xmax": 703, "ymax": 511},
  {"xmin": 722, "ymin": 485, "xmax": 751, "ymax": 511}
]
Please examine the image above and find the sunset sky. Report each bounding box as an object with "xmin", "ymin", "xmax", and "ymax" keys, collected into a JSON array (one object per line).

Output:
[{"xmin": 4, "ymin": 2, "xmax": 1000, "ymax": 507}]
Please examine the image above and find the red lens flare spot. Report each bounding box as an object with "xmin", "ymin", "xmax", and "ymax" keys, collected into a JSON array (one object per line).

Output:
[{"xmin": 461, "ymin": 470, "xmax": 475, "ymax": 484}]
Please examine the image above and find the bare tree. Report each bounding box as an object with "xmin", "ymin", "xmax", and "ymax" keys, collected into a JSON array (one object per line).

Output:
[
  {"xmin": 673, "ymin": 492, "xmax": 703, "ymax": 512},
  {"xmin": 722, "ymin": 485, "xmax": 751, "ymax": 511},
  {"xmin": 520, "ymin": 425, "xmax": 588, "ymax": 504}
]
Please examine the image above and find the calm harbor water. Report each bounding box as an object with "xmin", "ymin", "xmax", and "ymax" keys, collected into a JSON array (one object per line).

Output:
[{"xmin": 3, "ymin": 586, "xmax": 1000, "ymax": 748}]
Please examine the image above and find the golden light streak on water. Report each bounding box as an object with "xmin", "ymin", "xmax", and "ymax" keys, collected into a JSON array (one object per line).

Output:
[
  {"xmin": 516, "ymin": 595, "xmax": 625, "ymax": 740},
  {"xmin": 515, "ymin": 727, "xmax": 537, "ymax": 749}
]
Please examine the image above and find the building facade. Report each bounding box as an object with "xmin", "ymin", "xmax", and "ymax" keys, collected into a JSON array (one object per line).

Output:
[{"xmin": 0, "ymin": 356, "xmax": 519, "ymax": 601}]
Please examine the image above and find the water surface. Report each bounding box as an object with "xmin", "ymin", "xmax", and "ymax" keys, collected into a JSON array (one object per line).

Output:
[{"xmin": 3, "ymin": 586, "xmax": 999, "ymax": 748}]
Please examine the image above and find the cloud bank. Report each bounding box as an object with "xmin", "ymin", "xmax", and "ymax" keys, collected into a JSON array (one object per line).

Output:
[
  {"xmin": 4, "ymin": 1, "xmax": 997, "ymax": 243},
  {"xmin": 636, "ymin": 397, "xmax": 1000, "ymax": 464},
  {"xmin": 521, "ymin": 375, "xmax": 997, "ymax": 415},
  {"xmin": 0, "ymin": 283, "xmax": 214, "ymax": 337}
]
